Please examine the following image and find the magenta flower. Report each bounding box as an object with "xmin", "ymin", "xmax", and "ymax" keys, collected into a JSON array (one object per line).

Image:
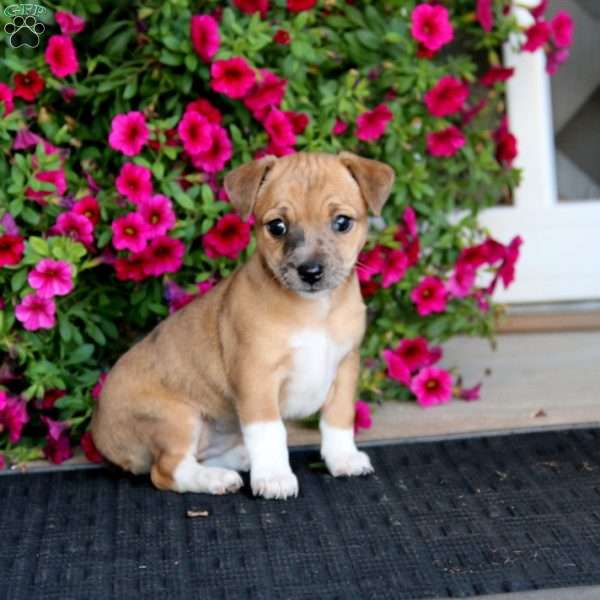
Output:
[
  {"xmin": 115, "ymin": 163, "xmax": 153, "ymax": 205},
  {"xmin": 264, "ymin": 108, "xmax": 296, "ymax": 148},
  {"xmin": 476, "ymin": 0, "xmax": 493, "ymax": 33},
  {"xmin": 0, "ymin": 454, "xmax": 4, "ymax": 470},
  {"xmin": 410, "ymin": 276, "xmax": 447, "ymax": 316},
  {"xmin": 354, "ymin": 400, "xmax": 372, "ymax": 434},
  {"xmin": 550, "ymin": 11, "xmax": 574, "ymax": 48},
  {"xmin": 210, "ymin": 57, "xmax": 256, "ymax": 99},
  {"xmin": 0, "ymin": 391, "xmax": 29, "ymax": 444},
  {"xmin": 112, "ymin": 212, "xmax": 150, "ymax": 253},
  {"xmin": 109, "ymin": 111, "xmax": 149, "ymax": 157},
  {"xmin": 332, "ymin": 119, "xmax": 348, "ymax": 136},
  {"xmin": 41, "ymin": 417, "xmax": 73, "ymax": 464},
  {"xmin": 381, "ymin": 250, "xmax": 408, "ymax": 288},
  {"xmin": 80, "ymin": 431, "xmax": 104, "ymax": 463},
  {"xmin": 114, "ymin": 254, "xmax": 148, "ymax": 282},
  {"xmin": 546, "ymin": 48, "xmax": 570, "ymax": 75},
  {"xmin": 44, "ymin": 35, "xmax": 79, "ymax": 77},
  {"xmin": 411, "ymin": 4, "xmax": 454, "ymax": 53},
  {"xmin": 139, "ymin": 194, "xmax": 176, "ymax": 238},
  {"xmin": 480, "ymin": 66, "xmax": 514, "ymax": 87},
  {"xmin": 426, "ymin": 126, "xmax": 465, "ymax": 157},
  {"xmin": 55, "ymin": 10, "xmax": 86, "ymax": 35},
  {"xmin": 190, "ymin": 15, "xmax": 220, "ymax": 63},
  {"xmin": 0, "ymin": 234, "xmax": 25, "ymax": 267},
  {"xmin": 458, "ymin": 382, "xmax": 481, "ymax": 402},
  {"xmin": 36, "ymin": 168, "xmax": 67, "ymax": 196},
  {"xmin": 178, "ymin": 111, "xmax": 212, "ymax": 156},
  {"xmin": 382, "ymin": 349, "xmax": 411, "ymax": 386},
  {"xmin": 203, "ymin": 213, "xmax": 251, "ymax": 260},
  {"xmin": 0, "ymin": 83, "xmax": 14, "ymax": 115},
  {"xmin": 190, "ymin": 125, "xmax": 233, "ymax": 173},
  {"xmin": 356, "ymin": 104, "xmax": 393, "ymax": 142},
  {"xmin": 235, "ymin": 0, "xmax": 269, "ymax": 14},
  {"xmin": 244, "ymin": 70, "xmax": 287, "ymax": 120},
  {"xmin": 165, "ymin": 281, "xmax": 196, "ymax": 313},
  {"xmin": 54, "ymin": 211, "xmax": 94, "ymax": 246},
  {"xmin": 411, "ymin": 367, "xmax": 453, "ymax": 407},
  {"xmin": 497, "ymin": 235, "xmax": 523, "ymax": 289},
  {"xmin": 424, "ymin": 76, "xmax": 469, "ymax": 117},
  {"xmin": 72, "ymin": 196, "xmax": 100, "ymax": 226},
  {"xmin": 522, "ymin": 21, "xmax": 550, "ymax": 52},
  {"xmin": 357, "ymin": 246, "xmax": 386, "ymax": 283},
  {"xmin": 447, "ymin": 264, "xmax": 475, "ymax": 299},
  {"xmin": 92, "ymin": 372, "xmax": 108, "ymax": 400},
  {"xmin": 28, "ymin": 259, "xmax": 74, "ymax": 298},
  {"xmin": 142, "ymin": 236, "xmax": 185, "ymax": 277},
  {"xmin": 186, "ymin": 98, "xmax": 222, "ymax": 124},
  {"xmin": 15, "ymin": 293, "xmax": 56, "ymax": 331},
  {"xmin": 396, "ymin": 337, "xmax": 436, "ymax": 372},
  {"xmin": 41, "ymin": 416, "xmax": 68, "ymax": 442}
]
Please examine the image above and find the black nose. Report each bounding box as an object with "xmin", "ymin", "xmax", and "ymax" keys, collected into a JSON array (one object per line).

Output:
[{"xmin": 297, "ymin": 261, "xmax": 324, "ymax": 284}]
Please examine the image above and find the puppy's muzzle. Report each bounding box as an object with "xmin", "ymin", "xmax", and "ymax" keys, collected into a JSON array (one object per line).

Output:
[{"xmin": 297, "ymin": 261, "xmax": 324, "ymax": 285}]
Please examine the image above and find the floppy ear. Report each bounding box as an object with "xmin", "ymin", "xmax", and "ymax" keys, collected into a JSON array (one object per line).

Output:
[
  {"xmin": 224, "ymin": 156, "xmax": 277, "ymax": 220},
  {"xmin": 338, "ymin": 151, "xmax": 395, "ymax": 216}
]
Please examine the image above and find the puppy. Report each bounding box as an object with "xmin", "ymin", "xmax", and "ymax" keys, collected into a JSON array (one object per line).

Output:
[{"xmin": 91, "ymin": 152, "xmax": 395, "ymax": 499}]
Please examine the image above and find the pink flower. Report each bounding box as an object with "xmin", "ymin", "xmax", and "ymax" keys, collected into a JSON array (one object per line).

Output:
[
  {"xmin": 244, "ymin": 70, "xmax": 287, "ymax": 119},
  {"xmin": 476, "ymin": 0, "xmax": 493, "ymax": 32},
  {"xmin": 354, "ymin": 400, "xmax": 372, "ymax": 434},
  {"xmin": 550, "ymin": 11, "xmax": 574, "ymax": 48},
  {"xmin": 0, "ymin": 392, "xmax": 28, "ymax": 444},
  {"xmin": 264, "ymin": 108, "xmax": 296, "ymax": 148},
  {"xmin": 426, "ymin": 126, "xmax": 465, "ymax": 157},
  {"xmin": 178, "ymin": 111, "xmax": 212, "ymax": 156},
  {"xmin": 356, "ymin": 104, "xmax": 393, "ymax": 142},
  {"xmin": 395, "ymin": 337, "xmax": 437, "ymax": 372},
  {"xmin": 191, "ymin": 125, "xmax": 233, "ymax": 173},
  {"xmin": 41, "ymin": 417, "xmax": 72, "ymax": 464},
  {"xmin": 15, "ymin": 293, "xmax": 56, "ymax": 331},
  {"xmin": 495, "ymin": 130, "xmax": 518, "ymax": 165},
  {"xmin": 287, "ymin": 0, "xmax": 316, "ymax": 11},
  {"xmin": 142, "ymin": 236, "xmax": 185, "ymax": 277},
  {"xmin": 497, "ymin": 235, "xmax": 522, "ymax": 288},
  {"xmin": 203, "ymin": 213, "xmax": 251, "ymax": 260},
  {"xmin": 332, "ymin": 119, "xmax": 348, "ymax": 136},
  {"xmin": 28, "ymin": 259, "xmax": 74, "ymax": 298},
  {"xmin": 55, "ymin": 10, "xmax": 86, "ymax": 35},
  {"xmin": 522, "ymin": 21, "xmax": 550, "ymax": 52},
  {"xmin": 197, "ymin": 278, "xmax": 217, "ymax": 295},
  {"xmin": 37, "ymin": 389, "xmax": 65, "ymax": 410},
  {"xmin": 481, "ymin": 66, "xmax": 514, "ymax": 86},
  {"xmin": 0, "ymin": 234, "xmax": 25, "ymax": 267},
  {"xmin": 456, "ymin": 242, "xmax": 490, "ymax": 270},
  {"xmin": 0, "ymin": 454, "xmax": 4, "ymax": 470},
  {"xmin": 286, "ymin": 111, "xmax": 310, "ymax": 135},
  {"xmin": 531, "ymin": 0, "xmax": 548, "ymax": 20},
  {"xmin": 411, "ymin": 366, "xmax": 453, "ymax": 407},
  {"xmin": 411, "ymin": 4, "xmax": 454, "ymax": 52},
  {"xmin": 0, "ymin": 83, "xmax": 14, "ymax": 115},
  {"xmin": 112, "ymin": 212, "xmax": 150, "ymax": 253},
  {"xmin": 108, "ymin": 111, "xmax": 149, "ymax": 157},
  {"xmin": 210, "ymin": 57, "xmax": 256, "ymax": 99},
  {"xmin": 381, "ymin": 250, "xmax": 408, "ymax": 288},
  {"xmin": 92, "ymin": 372, "xmax": 108, "ymax": 400},
  {"xmin": 81, "ymin": 431, "xmax": 104, "ymax": 463},
  {"xmin": 190, "ymin": 15, "xmax": 220, "ymax": 63},
  {"xmin": 458, "ymin": 382, "xmax": 481, "ymax": 401},
  {"xmin": 0, "ymin": 213, "xmax": 19, "ymax": 236},
  {"xmin": 357, "ymin": 246, "xmax": 386, "ymax": 283},
  {"xmin": 273, "ymin": 29, "xmax": 291, "ymax": 45},
  {"xmin": 394, "ymin": 207, "xmax": 420, "ymax": 267},
  {"xmin": 139, "ymin": 194, "xmax": 176, "ymax": 238},
  {"xmin": 72, "ymin": 196, "xmax": 100, "ymax": 226},
  {"xmin": 165, "ymin": 281, "xmax": 196, "ymax": 312},
  {"xmin": 114, "ymin": 254, "xmax": 148, "ymax": 282},
  {"xmin": 54, "ymin": 212, "xmax": 94, "ymax": 246},
  {"xmin": 36, "ymin": 169, "xmax": 67, "ymax": 196},
  {"xmin": 382, "ymin": 350, "xmax": 411, "ymax": 386},
  {"xmin": 115, "ymin": 162, "xmax": 153, "ymax": 204},
  {"xmin": 44, "ymin": 35, "xmax": 79, "ymax": 77},
  {"xmin": 424, "ymin": 76, "xmax": 469, "ymax": 117},
  {"xmin": 546, "ymin": 48, "xmax": 569, "ymax": 75},
  {"xmin": 410, "ymin": 276, "xmax": 447, "ymax": 316},
  {"xmin": 186, "ymin": 98, "xmax": 222, "ymax": 124},
  {"xmin": 447, "ymin": 264, "xmax": 476, "ymax": 298}
]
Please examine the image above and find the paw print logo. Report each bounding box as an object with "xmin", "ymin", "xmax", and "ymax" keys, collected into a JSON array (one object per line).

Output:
[{"xmin": 4, "ymin": 15, "xmax": 45, "ymax": 48}]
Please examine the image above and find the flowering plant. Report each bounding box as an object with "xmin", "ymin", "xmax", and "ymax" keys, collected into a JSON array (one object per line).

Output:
[{"xmin": 0, "ymin": 0, "xmax": 571, "ymax": 467}]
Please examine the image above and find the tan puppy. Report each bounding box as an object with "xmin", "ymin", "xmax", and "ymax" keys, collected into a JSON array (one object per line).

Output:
[{"xmin": 91, "ymin": 152, "xmax": 394, "ymax": 499}]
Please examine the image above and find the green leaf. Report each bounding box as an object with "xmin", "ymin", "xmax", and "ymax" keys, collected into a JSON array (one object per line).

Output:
[
  {"xmin": 28, "ymin": 237, "xmax": 49, "ymax": 255},
  {"xmin": 67, "ymin": 344, "xmax": 95, "ymax": 365},
  {"xmin": 11, "ymin": 269, "xmax": 27, "ymax": 293}
]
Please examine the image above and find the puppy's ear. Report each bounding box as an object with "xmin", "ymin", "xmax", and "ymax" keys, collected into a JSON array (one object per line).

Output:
[
  {"xmin": 224, "ymin": 156, "xmax": 277, "ymax": 220},
  {"xmin": 338, "ymin": 152, "xmax": 395, "ymax": 216}
]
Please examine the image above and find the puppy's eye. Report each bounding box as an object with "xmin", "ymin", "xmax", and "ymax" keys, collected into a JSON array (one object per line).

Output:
[
  {"xmin": 266, "ymin": 218, "xmax": 287, "ymax": 238},
  {"xmin": 332, "ymin": 215, "xmax": 354, "ymax": 233}
]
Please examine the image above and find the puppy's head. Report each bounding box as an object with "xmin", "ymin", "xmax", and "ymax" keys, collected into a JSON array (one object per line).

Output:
[{"xmin": 224, "ymin": 152, "xmax": 394, "ymax": 295}]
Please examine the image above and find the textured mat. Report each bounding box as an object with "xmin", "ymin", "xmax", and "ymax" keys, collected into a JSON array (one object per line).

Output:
[{"xmin": 2, "ymin": 428, "xmax": 600, "ymax": 600}]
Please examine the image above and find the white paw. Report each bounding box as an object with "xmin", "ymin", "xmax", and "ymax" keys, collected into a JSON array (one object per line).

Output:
[
  {"xmin": 251, "ymin": 469, "xmax": 299, "ymax": 500},
  {"xmin": 204, "ymin": 467, "xmax": 244, "ymax": 495},
  {"xmin": 324, "ymin": 450, "xmax": 374, "ymax": 478}
]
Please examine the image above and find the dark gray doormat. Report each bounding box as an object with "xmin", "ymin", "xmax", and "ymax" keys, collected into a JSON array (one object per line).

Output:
[{"xmin": 2, "ymin": 428, "xmax": 600, "ymax": 600}]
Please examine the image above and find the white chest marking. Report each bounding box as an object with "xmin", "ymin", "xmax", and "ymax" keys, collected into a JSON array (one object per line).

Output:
[{"xmin": 283, "ymin": 329, "xmax": 350, "ymax": 419}]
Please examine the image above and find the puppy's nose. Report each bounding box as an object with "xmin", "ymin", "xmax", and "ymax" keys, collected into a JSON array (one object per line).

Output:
[{"xmin": 297, "ymin": 261, "xmax": 324, "ymax": 284}]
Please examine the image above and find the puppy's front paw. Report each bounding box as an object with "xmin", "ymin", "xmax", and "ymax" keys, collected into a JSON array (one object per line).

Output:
[
  {"xmin": 251, "ymin": 469, "xmax": 299, "ymax": 500},
  {"xmin": 324, "ymin": 450, "xmax": 374, "ymax": 478},
  {"xmin": 206, "ymin": 468, "xmax": 244, "ymax": 495}
]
